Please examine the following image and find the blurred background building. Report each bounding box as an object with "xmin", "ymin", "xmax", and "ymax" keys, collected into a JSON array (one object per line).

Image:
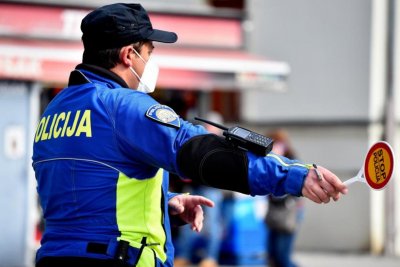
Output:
[{"xmin": 0, "ymin": 0, "xmax": 399, "ymax": 266}]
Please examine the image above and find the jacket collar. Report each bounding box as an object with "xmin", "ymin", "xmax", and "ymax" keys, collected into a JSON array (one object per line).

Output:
[{"xmin": 68, "ymin": 63, "xmax": 129, "ymax": 88}]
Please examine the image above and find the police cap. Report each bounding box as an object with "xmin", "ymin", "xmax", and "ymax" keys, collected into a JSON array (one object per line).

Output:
[{"xmin": 81, "ymin": 3, "xmax": 178, "ymax": 50}]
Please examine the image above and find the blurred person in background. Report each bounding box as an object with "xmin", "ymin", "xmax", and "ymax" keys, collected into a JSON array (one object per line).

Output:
[
  {"xmin": 265, "ymin": 130, "xmax": 305, "ymax": 267},
  {"xmin": 174, "ymin": 111, "xmax": 225, "ymax": 267},
  {"xmin": 32, "ymin": 3, "xmax": 348, "ymax": 267}
]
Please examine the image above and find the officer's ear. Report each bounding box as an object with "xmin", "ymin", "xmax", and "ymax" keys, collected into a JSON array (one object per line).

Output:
[{"xmin": 120, "ymin": 45, "xmax": 136, "ymax": 67}]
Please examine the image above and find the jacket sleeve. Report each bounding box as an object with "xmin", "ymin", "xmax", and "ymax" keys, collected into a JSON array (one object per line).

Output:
[
  {"xmin": 110, "ymin": 89, "xmax": 309, "ymax": 196},
  {"xmin": 247, "ymin": 152, "xmax": 310, "ymax": 196}
]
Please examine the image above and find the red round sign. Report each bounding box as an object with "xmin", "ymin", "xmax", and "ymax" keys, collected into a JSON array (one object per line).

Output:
[{"xmin": 364, "ymin": 141, "xmax": 395, "ymax": 190}]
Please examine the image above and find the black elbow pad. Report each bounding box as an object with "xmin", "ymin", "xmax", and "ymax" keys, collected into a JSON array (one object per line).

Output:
[{"xmin": 177, "ymin": 134, "xmax": 250, "ymax": 194}]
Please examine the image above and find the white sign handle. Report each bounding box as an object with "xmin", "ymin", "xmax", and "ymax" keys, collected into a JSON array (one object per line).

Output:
[{"xmin": 343, "ymin": 167, "xmax": 365, "ymax": 186}]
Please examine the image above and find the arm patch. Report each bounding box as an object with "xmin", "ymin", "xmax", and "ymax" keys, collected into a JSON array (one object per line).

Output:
[
  {"xmin": 145, "ymin": 104, "xmax": 180, "ymax": 128},
  {"xmin": 177, "ymin": 134, "xmax": 250, "ymax": 194}
]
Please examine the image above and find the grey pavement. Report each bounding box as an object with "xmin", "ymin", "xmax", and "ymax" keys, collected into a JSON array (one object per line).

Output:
[
  {"xmin": 192, "ymin": 251, "xmax": 400, "ymax": 267},
  {"xmin": 293, "ymin": 251, "xmax": 400, "ymax": 267}
]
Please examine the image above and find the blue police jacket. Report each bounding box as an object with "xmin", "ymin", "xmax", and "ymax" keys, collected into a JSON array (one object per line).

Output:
[{"xmin": 32, "ymin": 65, "xmax": 309, "ymax": 266}]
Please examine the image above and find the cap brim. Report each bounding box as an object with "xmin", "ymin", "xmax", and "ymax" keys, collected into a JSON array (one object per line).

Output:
[{"xmin": 147, "ymin": 29, "xmax": 178, "ymax": 43}]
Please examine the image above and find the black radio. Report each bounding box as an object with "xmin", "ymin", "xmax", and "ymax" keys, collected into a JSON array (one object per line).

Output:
[{"xmin": 195, "ymin": 117, "xmax": 274, "ymax": 156}]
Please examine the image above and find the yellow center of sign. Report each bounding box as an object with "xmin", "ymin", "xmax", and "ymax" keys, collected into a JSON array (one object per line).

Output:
[{"xmin": 366, "ymin": 147, "xmax": 391, "ymax": 185}]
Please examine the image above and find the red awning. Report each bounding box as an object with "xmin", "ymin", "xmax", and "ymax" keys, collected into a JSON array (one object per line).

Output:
[
  {"xmin": 0, "ymin": 3, "xmax": 289, "ymax": 91},
  {"xmin": 0, "ymin": 38, "xmax": 289, "ymax": 91},
  {"xmin": 0, "ymin": 2, "xmax": 243, "ymax": 49}
]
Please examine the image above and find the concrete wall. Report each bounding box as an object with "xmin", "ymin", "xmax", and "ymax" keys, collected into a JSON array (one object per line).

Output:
[
  {"xmin": 244, "ymin": 0, "xmax": 371, "ymax": 123},
  {"xmin": 245, "ymin": 0, "xmax": 373, "ymax": 251}
]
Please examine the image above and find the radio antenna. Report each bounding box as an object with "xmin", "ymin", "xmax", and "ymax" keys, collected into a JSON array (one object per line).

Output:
[{"xmin": 194, "ymin": 117, "xmax": 228, "ymax": 131}]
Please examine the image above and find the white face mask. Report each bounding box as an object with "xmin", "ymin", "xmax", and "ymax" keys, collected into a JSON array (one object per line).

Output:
[{"xmin": 129, "ymin": 49, "xmax": 159, "ymax": 93}]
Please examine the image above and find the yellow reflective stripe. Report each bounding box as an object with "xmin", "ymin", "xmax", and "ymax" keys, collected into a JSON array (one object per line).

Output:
[
  {"xmin": 116, "ymin": 169, "xmax": 166, "ymax": 262},
  {"xmin": 267, "ymin": 154, "xmax": 312, "ymax": 169}
]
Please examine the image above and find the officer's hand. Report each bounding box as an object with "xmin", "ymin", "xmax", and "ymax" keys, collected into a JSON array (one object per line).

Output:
[
  {"xmin": 168, "ymin": 194, "xmax": 214, "ymax": 232},
  {"xmin": 302, "ymin": 165, "xmax": 348, "ymax": 204}
]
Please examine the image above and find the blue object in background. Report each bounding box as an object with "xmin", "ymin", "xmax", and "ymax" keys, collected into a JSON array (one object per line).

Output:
[{"xmin": 219, "ymin": 195, "xmax": 268, "ymax": 266}]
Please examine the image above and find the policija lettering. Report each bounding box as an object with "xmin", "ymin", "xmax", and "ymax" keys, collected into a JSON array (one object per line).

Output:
[
  {"xmin": 35, "ymin": 110, "xmax": 92, "ymax": 143},
  {"xmin": 373, "ymin": 149, "xmax": 386, "ymax": 183}
]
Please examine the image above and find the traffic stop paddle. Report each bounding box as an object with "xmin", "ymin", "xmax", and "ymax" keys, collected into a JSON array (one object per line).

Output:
[{"xmin": 343, "ymin": 141, "xmax": 395, "ymax": 190}]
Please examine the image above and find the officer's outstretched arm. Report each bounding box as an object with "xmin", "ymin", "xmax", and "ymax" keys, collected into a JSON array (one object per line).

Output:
[
  {"xmin": 177, "ymin": 134, "xmax": 348, "ymax": 202},
  {"xmin": 178, "ymin": 134, "xmax": 307, "ymax": 197}
]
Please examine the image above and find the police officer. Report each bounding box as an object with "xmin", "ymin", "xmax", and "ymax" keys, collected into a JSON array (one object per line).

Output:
[{"xmin": 32, "ymin": 3, "xmax": 348, "ymax": 267}]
